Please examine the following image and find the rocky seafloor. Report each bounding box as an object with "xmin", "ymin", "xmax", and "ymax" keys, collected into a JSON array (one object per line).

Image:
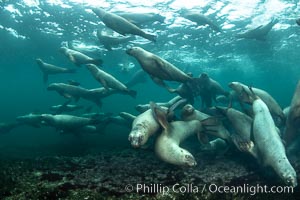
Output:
[{"xmin": 1, "ymin": 145, "xmax": 300, "ymax": 200}]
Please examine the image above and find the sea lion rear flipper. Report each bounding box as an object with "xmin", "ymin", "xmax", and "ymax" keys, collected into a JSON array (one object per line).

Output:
[
  {"xmin": 201, "ymin": 117, "xmax": 230, "ymax": 141},
  {"xmin": 127, "ymin": 89, "xmax": 137, "ymax": 98},
  {"xmin": 197, "ymin": 131, "xmax": 209, "ymax": 145},
  {"xmin": 150, "ymin": 101, "xmax": 169, "ymax": 130}
]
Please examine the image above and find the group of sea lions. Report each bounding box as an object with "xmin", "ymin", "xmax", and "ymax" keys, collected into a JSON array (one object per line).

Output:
[{"xmin": 1, "ymin": 7, "xmax": 300, "ymax": 188}]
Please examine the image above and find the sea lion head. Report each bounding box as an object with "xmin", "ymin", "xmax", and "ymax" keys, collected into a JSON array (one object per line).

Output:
[
  {"xmin": 47, "ymin": 83, "xmax": 59, "ymax": 91},
  {"xmin": 126, "ymin": 46, "xmax": 143, "ymax": 56},
  {"xmin": 128, "ymin": 124, "xmax": 147, "ymax": 148},
  {"xmin": 181, "ymin": 150, "xmax": 197, "ymax": 167},
  {"xmin": 59, "ymin": 47, "xmax": 68, "ymax": 54},
  {"xmin": 280, "ymin": 169, "xmax": 297, "ymax": 188},
  {"xmin": 181, "ymin": 104, "xmax": 195, "ymax": 120},
  {"xmin": 35, "ymin": 58, "xmax": 43, "ymax": 66}
]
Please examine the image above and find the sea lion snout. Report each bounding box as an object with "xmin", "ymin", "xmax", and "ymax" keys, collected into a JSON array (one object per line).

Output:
[{"xmin": 184, "ymin": 154, "xmax": 197, "ymax": 167}]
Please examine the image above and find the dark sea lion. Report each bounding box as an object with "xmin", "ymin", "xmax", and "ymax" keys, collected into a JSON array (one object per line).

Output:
[
  {"xmin": 36, "ymin": 58, "xmax": 76, "ymax": 83},
  {"xmin": 296, "ymin": 18, "xmax": 300, "ymax": 26},
  {"xmin": 85, "ymin": 64, "xmax": 136, "ymax": 98},
  {"xmin": 50, "ymin": 102, "xmax": 84, "ymax": 114},
  {"xmin": 16, "ymin": 113, "xmax": 44, "ymax": 128},
  {"xmin": 0, "ymin": 122, "xmax": 21, "ymax": 134},
  {"xmin": 236, "ymin": 18, "xmax": 278, "ymax": 40},
  {"xmin": 284, "ymin": 81, "xmax": 300, "ymax": 145},
  {"xmin": 151, "ymin": 102, "xmax": 200, "ymax": 167},
  {"xmin": 60, "ymin": 47, "xmax": 103, "ymax": 67},
  {"xmin": 92, "ymin": 8, "xmax": 157, "ymax": 42},
  {"xmin": 126, "ymin": 47, "xmax": 192, "ymax": 89},
  {"xmin": 96, "ymin": 29, "xmax": 133, "ymax": 50},
  {"xmin": 180, "ymin": 9, "xmax": 221, "ymax": 32},
  {"xmin": 118, "ymin": 12, "xmax": 165, "ymax": 25},
  {"xmin": 247, "ymin": 88, "xmax": 297, "ymax": 187},
  {"xmin": 193, "ymin": 73, "xmax": 229, "ymax": 108}
]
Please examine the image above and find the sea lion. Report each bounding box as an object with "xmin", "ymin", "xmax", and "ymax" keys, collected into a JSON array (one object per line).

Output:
[
  {"xmin": 125, "ymin": 69, "xmax": 148, "ymax": 88},
  {"xmin": 126, "ymin": 46, "xmax": 192, "ymax": 89},
  {"xmin": 47, "ymin": 83, "xmax": 102, "ymax": 107},
  {"xmin": 118, "ymin": 12, "xmax": 165, "ymax": 25},
  {"xmin": 193, "ymin": 73, "xmax": 229, "ymax": 108},
  {"xmin": 50, "ymin": 101, "xmax": 84, "ymax": 114},
  {"xmin": 180, "ymin": 9, "xmax": 221, "ymax": 32},
  {"xmin": 135, "ymin": 96, "xmax": 184, "ymax": 113},
  {"xmin": 229, "ymin": 81, "xmax": 285, "ymax": 125},
  {"xmin": 36, "ymin": 58, "xmax": 76, "ymax": 83},
  {"xmin": 284, "ymin": 81, "xmax": 300, "ymax": 145},
  {"xmin": 215, "ymin": 106, "xmax": 256, "ymax": 157},
  {"xmin": 167, "ymin": 79, "xmax": 195, "ymax": 104},
  {"xmin": 181, "ymin": 104, "xmax": 231, "ymax": 143},
  {"xmin": 60, "ymin": 47, "xmax": 103, "ymax": 67},
  {"xmin": 92, "ymin": 8, "xmax": 156, "ymax": 42},
  {"xmin": 236, "ymin": 18, "xmax": 278, "ymax": 40},
  {"xmin": 96, "ymin": 29, "xmax": 133, "ymax": 50},
  {"xmin": 85, "ymin": 64, "xmax": 137, "ymax": 98},
  {"xmin": 41, "ymin": 114, "xmax": 100, "ymax": 131},
  {"xmin": 16, "ymin": 113, "xmax": 44, "ymax": 128},
  {"xmin": 128, "ymin": 108, "xmax": 161, "ymax": 148},
  {"xmin": 151, "ymin": 102, "xmax": 200, "ymax": 167},
  {"xmin": 248, "ymin": 88, "xmax": 297, "ymax": 187}
]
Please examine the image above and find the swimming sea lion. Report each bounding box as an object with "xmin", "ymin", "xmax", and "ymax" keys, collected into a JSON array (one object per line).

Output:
[
  {"xmin": 193, "ymin": 73, "xmax": 229, "ymax": 108},
  {"xmin": 180, "ymin": 9, "xmax": 221, "ymax": 32},
  {"xmin": 60, "ymin": 47, "xmax": 103, "ymax": 67},
  {"xmin": 284, "ymin": 81, "xmax": 300, "ymax": 145},
  {"xmin": 85, "ymin": 64, "xmax": 137, "ymax": 98},
  {"xmin": 118, "ymin": 12, "xmax": 165, "ymax": 25},
  {"xmin": 47, "ymin": 83, "xmax": 102, "ymax": 107},
  {"xmin": 151, "ymin": 102, "xmax": 200, "ymax": 167},
  {"xmin": 50, "ymin": 101, "xmax": 84, "ymax": 114},
  {"xmin": 125, "ymin": 69, "xmax": 148, "ymax": 88},
  {"xmin": 16, "ymin": 113, "xmax": 44, "ymax": 128},
  {"xmin": 97, "ymin": 29, "xmax": 133, "ymax": 50},
  {"xmin": 296, "ymin": 18, "xmax": 300, "ymax": 26},
  {"xmin": 229, "ymin": 81, "xmax": 285, "ymax": 125},
  {"xmin": 36, "ymin": 58, "xmax": 76, "ymax": 83},
  {"xmin": 248, "ymin": 88, "xmax": 297, "ymax": 187},
  {"xmin": 236, "ymin": 18, "xmax": 278, "ymax": 40},
  {"xmin": 92, "ymin": 8, "xmax": 157, "ymax": 42},
  {"xmin": 126, "ymin": 46, "xmax": 192, "ymax": 89},
  {"xmin": 41, "ymin": 114, "xmax": 100, "ymax": 131},
  {"xmin": 0, "ymin": 122, "xmax": 21, "ymax": 134}
]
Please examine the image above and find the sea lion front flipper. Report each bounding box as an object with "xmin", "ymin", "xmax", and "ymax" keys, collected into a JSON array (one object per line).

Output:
[
  {"xmin": 150, "ymin": 101, "xmax": 169, "ymax": 130},
  {"xmin": 197, "ymin": 131, "xmax": 209, "ymax": 145},
  {"xmin": 201, "ymin": 117, "xmax": 231, "ymax": 141}
]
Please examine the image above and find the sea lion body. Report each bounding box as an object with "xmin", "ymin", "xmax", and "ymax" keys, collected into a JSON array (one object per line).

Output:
[
  {"xmin": 125, "ymin": 69, "xmax": 148, "ymax": 88},
  {"xmin": 92, "ymin": 8, "xmax": 156, "ymax": 42},
  {"xmin": 41, "ymin": 114, "xmax": 97, "ymax": 131},
  {"xmin": 135, "ymin": 96, "xmax": 183, "ymax": 113},
  {"xmin": 250, "ymin": 93, "xmax": 297, "ymax": 187},
  {"xmin": 236, "ymin": 18, "xmax": 278, "ymax": 40},
  {"xmin": 193, "ymin": 73, "xmax": 228, "ymax": 108},
  {"xmin": 96, "ymin": 29, "xmax": 133, "ymax": 50},
  {"xmin": 229, "ymin": 81, "xmax": 284, "ymax": 124},
  {"xmin": 180, "ymin": 9, "xmax": 221, "ymax": 32},
  {"xmin": 16, "ymin": 113, "xmax": 44, "ymax": 128},
  {"xmin": 60, "ymin": 47, "xmax": 103, "ymax": 67},
  {"xmin": 152, "ymin": 103, "xmax": 199, "ymax": 166},
  {"xmin": 126, "ymin": 47, "xmax": 192, "ymax": 85},
  {"xmin": 86, "ymin": 64, "xmax": 136, "ymax": 98},
  {"xmin": 118, "ymin": 12, "xmax": 165, "ymax": 25},
  {"xmin": 128, "ymin": 109, "xmax": 160, "ymax": 148},
  {"xmin": 36, "ymin": 59, "xmax": 76, "ymax": 83},
  {"xmin": 284, "ymin": 81, "xmax": 300, "ymax": 145},
  {"xmin": 50, "ymin": 104, "xmax": 84, "ymax": 114}
]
